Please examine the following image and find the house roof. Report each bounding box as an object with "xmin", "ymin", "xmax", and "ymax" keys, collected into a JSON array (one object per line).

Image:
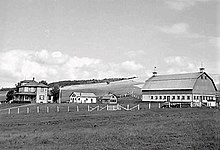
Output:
[
  {"xmin": 102, "ymin": 93, "xmax": 117, "ymax": 100},
  {"xmin": 142, "ymin": 72, "xmax": 204, "ymax": 91},
  {"xmin": 20, "ymin": 81, "xmax": 48, "ymax": 88},
  {"xmin": 70, "ymin": 92, "xmax": 97, "ymax": 97}
]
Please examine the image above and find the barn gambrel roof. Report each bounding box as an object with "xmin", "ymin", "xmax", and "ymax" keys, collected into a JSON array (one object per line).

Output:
[{"xmin": 142, "ymin": 72, "xmax": 217, "ymax": 91}]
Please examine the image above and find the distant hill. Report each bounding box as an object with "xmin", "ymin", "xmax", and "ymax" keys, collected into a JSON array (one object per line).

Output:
[{"xmin": 48, "ymin": 77, "xmax": 137, "ymax": 88}]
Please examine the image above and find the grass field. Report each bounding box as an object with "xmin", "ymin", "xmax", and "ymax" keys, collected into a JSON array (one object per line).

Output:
[{"xmin": 0, "ymin": 102, "xmax": 219, "ymax": 150}]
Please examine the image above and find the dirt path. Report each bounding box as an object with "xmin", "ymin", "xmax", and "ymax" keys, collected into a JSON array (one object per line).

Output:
[{"xmin": 0, "ymin": 103, "xmax": 36, "ymax": 112}]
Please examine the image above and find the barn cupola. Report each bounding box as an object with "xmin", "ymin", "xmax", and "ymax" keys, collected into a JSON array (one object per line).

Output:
[
  {"xmin": 152, "ymin": 67, "xmax": 157, "ymax": 77},
  {"xmin": 199, "ymin": 63, "xmax": 205, "ymax": 73}
]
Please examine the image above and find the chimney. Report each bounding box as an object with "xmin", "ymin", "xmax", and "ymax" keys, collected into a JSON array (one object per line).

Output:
[{"xmin": 152, "ymin": 67, "xmax": 157, "ymax": 76}]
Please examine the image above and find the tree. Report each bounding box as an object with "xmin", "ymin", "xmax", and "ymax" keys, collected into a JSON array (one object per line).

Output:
[
  {"xmin": 39, "ymin": 80, "xmax": 48, "ymax": 85},
  {"xmin": 6, "ymin": 90, "xmax": 15, "ymax": 102},
  {"xmin": 51, "ymin": 84, "xmax": 60, "ymax": 103}
]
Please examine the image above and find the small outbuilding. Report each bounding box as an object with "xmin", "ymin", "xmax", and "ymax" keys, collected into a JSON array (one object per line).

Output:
[
  {"xmin": 101, "ymin": 93, "xmax": 118, "ymax": 104},
  {"xmin": 69, "ymin": 92, "xmax": 97, "ymax": 103}
]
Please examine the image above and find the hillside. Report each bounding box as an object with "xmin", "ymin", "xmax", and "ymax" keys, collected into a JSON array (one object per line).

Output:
[
  {"xmin": 60, "ymin": 79, "xmax": 144, "ymax": 102},
  {"xmin": 48, "ymin": 77, "xmax": 137, "ymax": 88}
]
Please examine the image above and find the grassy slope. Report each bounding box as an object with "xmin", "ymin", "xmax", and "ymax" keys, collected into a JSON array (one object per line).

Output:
[
  {"xmin": 0, "ymin": 104, "xmax": 219, "ymax": 150},
  {"xmin": 61, "ymin": 79, "xmax": 143, "ymax": 101}
]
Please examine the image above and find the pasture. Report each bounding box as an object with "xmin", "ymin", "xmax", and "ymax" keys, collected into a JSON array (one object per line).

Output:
[{"xmin": 0, "ymin": 103, "xmax": 219, "ymax": 150}]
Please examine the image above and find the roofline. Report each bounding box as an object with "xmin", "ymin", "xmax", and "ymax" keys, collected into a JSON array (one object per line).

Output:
[
  {"xmin": 142, "ymin": 89, "xmax": 193, "ymax": 92},
  {"xmin": 196, "ymin": 72, "xmax": 218, "ymax": 91}
]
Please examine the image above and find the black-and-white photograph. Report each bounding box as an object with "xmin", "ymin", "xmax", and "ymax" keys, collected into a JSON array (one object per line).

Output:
[{"xmin": 0, "ymin": 0, "xmax": 219, "ymax": 149}]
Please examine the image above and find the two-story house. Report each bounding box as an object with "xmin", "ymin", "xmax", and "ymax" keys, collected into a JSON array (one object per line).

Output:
[{"xmin": 15, "ymin": 78, "xmax": 52, "ymax": 103}]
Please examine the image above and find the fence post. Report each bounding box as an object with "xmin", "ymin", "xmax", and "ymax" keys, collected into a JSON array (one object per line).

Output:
[
  {"xmin": 137, "ymin": 104, "xmax": 140, "ymax": 110},
  {"xmin": 127, "ymin": 104, "xmax": 129, "ymax": 110},
  {"xmin": 159, "ymin": 103, "xmax": 160, "ymax": 108},
  {"xmin": 77, "ymin": 105, "xmax": 79, "ymax": 112},
  {"xmin": 17, "ymin": 108, "xmax": 20, "ymax": 114},
  {"xmin": 57, "ymin": 106, "xmax": 59, "ymax": 112},
  {"xmin": 27, "ymin": 107, "xmax": 29, "ymax": 114},
  {"xmin": 37, "ymin": 106, "xmax": 40, "ymax": 113},
  {"xmin": 46, "ymin": 107, "xmax": 49, "ymax": 113},
  {"xmin": 67, "ymin": 106, "xmax": 70, "ymax": 112},
  {"xmin": 107, "ymin": 105, "xmax": 108, "ymax": 111},
  {"xmin": 149, "ymin": 103, "xmax": 151, "ymax": 109},
  {"xmin": 97, "ymin": 105, "xmax": 99, "ymax": 111},
  {"xmin": 8, "ymin": 109, "xmax": 11, "ymax": 115},
  {"xmin": 88, "ymin": 105, "xmax": 89, "ymax": 111},
  {"xmin": 180, "ymin": 103, "xmax": 181, "ymax": 108}
]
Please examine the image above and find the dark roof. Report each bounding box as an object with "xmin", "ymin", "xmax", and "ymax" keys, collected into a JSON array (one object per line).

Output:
[
  {"xmin": 102, "ymin": 93, "xmax": 117, "ymax": 100},
  {"xmin": 142, "ymin": 72, "xmax": 204, "ymax": 90},
  {"xmin": 20, "ymin": 81, "xmax": 48, "ymax": 88}
]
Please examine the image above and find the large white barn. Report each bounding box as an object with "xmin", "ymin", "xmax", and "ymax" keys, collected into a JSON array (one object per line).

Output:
[{"xmin": 142, "ymin": 68, "xmax": 217, "ymax": 107}]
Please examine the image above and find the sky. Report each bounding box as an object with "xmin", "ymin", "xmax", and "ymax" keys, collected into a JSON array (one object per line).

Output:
[{"xmin": 0, "ymin": 0, "xmax": 219, "ymax": 87}]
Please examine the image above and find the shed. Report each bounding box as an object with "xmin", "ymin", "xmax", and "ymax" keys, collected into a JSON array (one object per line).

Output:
[{"xmin": 101, "ymin": 93, "xmax": 118, "ymax": 104}]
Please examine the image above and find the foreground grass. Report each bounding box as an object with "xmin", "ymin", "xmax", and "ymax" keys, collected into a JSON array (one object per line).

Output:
[{"xmin": 0, "ymin": 107, "xmax": 219, "ymax": 150}]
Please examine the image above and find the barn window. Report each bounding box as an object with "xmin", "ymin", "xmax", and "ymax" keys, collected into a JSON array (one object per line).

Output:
[
  {"xmin": 203, "ymin": 96, "xmax": 205, "ymax": 100},
  {"xmin": 187, "ymin": 96, "xmax": 190, "ymax": 100},
  {"xmin": 163, "ymin": 96, "xmax": 166, "ymax": 99},
  {"xmin": 150, "ymin": 96, "xmax": 153, "ymax": 99},
  {"xmin": 172, "ymin": 96, "xmax": 175, "ymax": 100},
  {"xmin": 197, "ymin": 96, "xmax": 199, "ymax": 99},
  {"xmin": 155, "ymin": 96, "xmax": 158, "ymax": 100},
  {"xmin": 159, "ymin": 96, "xmax": 162, "ymax": 99},
  {"xmin": 181, "ymin": 96, "xmax": 185, "ymax": 100},
  {"xmin": 201, "ymin": 76, "xmax": 203, "ymax": 79},
  {"xmin": 204, "ymin": 76, "xmax": 207, "ymax": 80},
  {"xmin": 194, "ymin": 96, "xmax": 196, "ymax": 100}
]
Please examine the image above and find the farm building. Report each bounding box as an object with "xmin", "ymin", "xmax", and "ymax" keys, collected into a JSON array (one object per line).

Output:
[
  {"xmin": 14, "ymin": 78, "xmax": 53, "ymax": 103},
  {"xmin": 101, "ymin": 93, "xmax": 118, "ymax": 104},
  {"xmin": 69, "ymin": 92, "xmax": 97, "ymax": 103},
  {"xmin": 0, "ymin": 91, "xmax": 7, "ymax": 104},
  {"xmin": 142, "ymin": 68, "xmax": 218, "ymax": 107}
]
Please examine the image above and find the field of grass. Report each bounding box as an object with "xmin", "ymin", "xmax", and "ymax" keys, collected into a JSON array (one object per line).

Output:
[{"xmin": 0, "ymin": 102, "xmax": 219, "ymax": 150}]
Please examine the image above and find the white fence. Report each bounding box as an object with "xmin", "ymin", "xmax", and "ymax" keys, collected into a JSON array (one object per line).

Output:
[{"xmin": 88, "ymin": 104, "xmax": 140, "ymax": 112}]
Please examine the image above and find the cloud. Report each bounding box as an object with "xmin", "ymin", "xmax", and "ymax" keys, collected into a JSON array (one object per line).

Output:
[
  {"xmin": 158, "ymin": 23, "xmax": 189, "ymax": 34},
  {"xmin": 164, "ymin": 56, "xmax": 198, "ymax": 74},
  {"xmin": 0, "ymin": 49, "xmax": 146, "ymax": 87},
  {"xmin": 164, "ymin": 0, "xmax": 209, "ymax": 11},
  {"xmin": 121, "ymin": 61, "xmax": 144, "ymax": 72},
  {"xmin": 157, "ymin": 23, "xmax": 205, "ymax": 38},
  {"xmin": 124, "ymin": 50, "xmax": 146, "ymax": 59}
]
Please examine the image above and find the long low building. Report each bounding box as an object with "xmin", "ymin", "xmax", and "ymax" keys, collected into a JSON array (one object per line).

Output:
[
  {"xmin": 69, "ymin": 92, "xmax": 97, "ymax": 103},
  {"xmin": 142, "ymin": 68, "xmax": 217, "ymax": 107}
]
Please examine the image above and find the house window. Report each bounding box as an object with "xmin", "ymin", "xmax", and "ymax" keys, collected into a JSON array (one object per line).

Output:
[
  {"xmin": 181, "ymin": 96, "xmax": 185, "ymax": 100},
  {"xmin": 177, "ymin": 96, "xmax": 180, "ymax": 100},
  {"xmin": 39, "ymin": 95, "xmax": 44, "ymax": 100},
  {"xmin": 159, "ymin": 96, "xmax": 162, "ymax": 100},
  {"xmin": 187, "ymin": 96, "xmax": 190, "ymax": 100},
  {"xmin": 172, "ymin": 96, "xmax": 175, "ymax": 100}
]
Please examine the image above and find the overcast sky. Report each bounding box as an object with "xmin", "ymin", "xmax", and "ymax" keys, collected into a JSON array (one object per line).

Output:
[{"xmin": 0, "ymin": 0, "xmax": 219, "ymax": 87}]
